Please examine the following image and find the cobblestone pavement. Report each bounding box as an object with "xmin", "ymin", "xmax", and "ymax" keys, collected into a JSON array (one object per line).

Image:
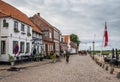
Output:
[{"xmin": 0, "ymin": 55, "xmax": 120, "ymax": 82}]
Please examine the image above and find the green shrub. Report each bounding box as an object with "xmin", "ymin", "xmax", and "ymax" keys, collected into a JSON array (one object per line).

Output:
[
  {"xmin": 102, "ymin": 51, "xmax": 109, "ymax": 55},
  {"xmin": 50, "ymin": 54, "xmax": 56, "ymax": 59},
  {"xmin": 118, "ymin": 51, "xmax": 120, "ymax": 54},
  {"xmin": 8, "ymin": 54, "xmax": 14, "ymax": 62}
]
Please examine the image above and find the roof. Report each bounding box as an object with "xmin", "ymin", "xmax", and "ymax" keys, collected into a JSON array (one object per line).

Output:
[
  {"xmin": 0, "ymin": 1, "xmax": 42, "ymax": 34},
  {"xmin": 0, "ymin": 11, "xmax": 7, "ymax": 17},
  {"xmin": 54, "ymin": 27, "xmax": 60, "ymax": 33},
  {"xmin": 32, "ymin": 22, "xmax": 43, "ymax": 34},
  {"xmin": 0, "ymin": 1, "xmax": 32, "ymax": 26},
  {"xmin": 30, "ymin": 13, "xmax": 54, "ymax": 31}
]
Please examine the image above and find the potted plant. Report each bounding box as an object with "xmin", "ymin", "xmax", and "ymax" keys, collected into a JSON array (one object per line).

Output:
[
  {"xmin": 8, "ymin": 54, "xmax": 14, "ymax": 66},
  {"xmin": 27, "ymin": 32, "xmax": 31, "ymax": 36},
  {"xmin": 14, "ymin": 28, "xmax": 19, "ymax": 33},
  {"xmin": 39, "ymin": 53, "xmax": 43, "ymax": 61}
]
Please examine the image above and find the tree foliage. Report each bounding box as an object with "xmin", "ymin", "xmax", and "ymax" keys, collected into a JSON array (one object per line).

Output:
[{"xmin": 70, "ymin": 34, "xmax": 80, "ymax": 46}]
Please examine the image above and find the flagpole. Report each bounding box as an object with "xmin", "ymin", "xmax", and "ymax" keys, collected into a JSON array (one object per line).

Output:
[
  {"xmin": 101, "ymin": 21, "xmax": 108, "ymax": 57},
  {"xmin": 100, "ymin": 32, "xmax": 104, "ymax": 56},
  {"xmin": 100, "ymin": 22, "xmax": 105, "ymax": 56}
]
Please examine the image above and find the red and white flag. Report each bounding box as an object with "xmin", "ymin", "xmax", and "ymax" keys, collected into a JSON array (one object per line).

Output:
[{"xmin": 104, "ymin": 22, "xmax": 108, "ymax": 47}]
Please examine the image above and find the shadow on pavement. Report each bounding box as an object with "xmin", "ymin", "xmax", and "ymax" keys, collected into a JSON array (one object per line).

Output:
[{"xmin": 116, "ymin": 72, "xmax": 120, "ymax": 79}]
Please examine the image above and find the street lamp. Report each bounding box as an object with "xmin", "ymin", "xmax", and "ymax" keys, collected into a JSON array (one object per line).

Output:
[
  {"xmin": 93, "ymin": 41, "xmax": 95, "ymax": 55},
  {"xmin": 92, "ymin": 41, "xmax": 95, "ymax": 59}
]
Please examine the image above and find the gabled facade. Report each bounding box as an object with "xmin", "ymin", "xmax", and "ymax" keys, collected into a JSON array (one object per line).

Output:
[
  {"xmin": 31, "ymin": 21, "xmax": 43, "ymax": 57},
  {"xmin": 30, "ymin": 13, "xmax": 54, "ymax": 57},
  {"xmin": 0, "ymin": 1, "xmax": 33, "ymax": 61}
]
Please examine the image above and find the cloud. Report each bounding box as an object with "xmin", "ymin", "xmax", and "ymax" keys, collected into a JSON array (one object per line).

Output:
[{"xmin": 3, "ymin": 0, "xmax": 120, "ymax": 50}]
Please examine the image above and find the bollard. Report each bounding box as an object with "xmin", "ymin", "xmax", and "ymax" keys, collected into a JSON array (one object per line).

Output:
[
  {"xmin": 110, "ymin": 67, "xmax": 114, "ymax": 74},
  {"xmin": 105, "ymin": 65, "xmax": 109, "ymax": 71},
  {"xmin": 102, "ymin": 64, "xmax": 105, "ymax": 68},
  {"xmin": 117, "ymin": 72, "xmax": 120, "ymax": 79},
  {"xmin": 100, "ymin": 63, "xmax": 102, "ymax": 67}
]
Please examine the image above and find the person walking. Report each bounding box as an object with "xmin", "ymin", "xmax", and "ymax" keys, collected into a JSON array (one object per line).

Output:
[{"xmin": 65, "ymin": 50, "xmax": 70, "ymax": 63}]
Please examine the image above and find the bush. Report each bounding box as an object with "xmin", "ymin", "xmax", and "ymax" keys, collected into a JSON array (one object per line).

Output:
[
  {"xmin": 102, "ymin": 51, "xmax": 109, "ymax": 55},
  {"xmin": 50, "ymin": 54, "xmax": 56, "ymax": 59},
  {"xmin": 8, "ymin": 54, "xmax": 14, "ymax": 62}
]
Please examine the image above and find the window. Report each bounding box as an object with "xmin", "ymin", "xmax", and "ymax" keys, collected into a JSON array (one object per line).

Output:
[
  {"xmin": 27, "ymin": 26, "xmax": 31, "ymax": 36},
  {"xmin": 20, "ymin": 42, "xmax": 24, "ymax": 53},
  {"xmin": 3, "ymin": 19, "xmax": 9, "ymax": 27},
  {"xmin": 13, "ymin": 41, "xmax": 18, "ymax": 53},
  {"xmin": 14, "ymin": 21, "xmax": 19, "ymax": 32},
  {"xmin": 27, "ymin": 26, "xmax": 30, "ymax": 33},
  {"xmin": 21, "ymin": 24, "xmax": 25, "ymax": 32},
  {"xmin": 49, "ymin": 32, "xmax": 52, "ymax": 38},
  {"xmin": 26, "ymin": 43, "xmax": 30, "ymax": 53},
  {"xmin": 1, "ymin": 41, "xmax": 6, "ymax": 54},
  {"xmin": 14, "ymin": 21, "xmax": 18, "ymax": 28},
  {"xmin": 61, "ymin": 38, "xmax": 64, "ymax": 42},
  {"xmin": 44, "ymin": 31, "xmax": 49, "ymax": 37}
]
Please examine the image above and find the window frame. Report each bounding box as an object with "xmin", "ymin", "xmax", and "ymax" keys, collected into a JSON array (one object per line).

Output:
[
  {"xmin": 14, "ymin": 21, "xmax": 18, "ymax": 29},
  {"xmin": 1, "ymin": 40, "xmax": 6, "ymax": 54},
  {"xmin": 13, "ymin": 41, "xmax": 18, "ymax": 54},
  {"xmin": 27, "ymin": 26, "xmax": 30, "ymax": 33},
  {"xmin": 21, "ymin": 23, "xmax": 25, "ymax": 32},
  {"xmin": 26, "ymin": 43, "xmax": 30, "ymax": 53},
  {"xmin": 20, "ymin": 42, "xmax": 25, "ymax": 53},
  {"xmin": 3, "ymin": 19, "xmax": 9, "ymax": 27}
]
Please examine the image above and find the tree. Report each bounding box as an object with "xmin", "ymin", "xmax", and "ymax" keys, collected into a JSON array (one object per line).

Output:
[
  {"xmin": 70, "ymin": 34, "xmax": 80, "ymax": 46},
  {"xmin": 70, "ymin": 34, "xmax": 80, "ymax": 53}
]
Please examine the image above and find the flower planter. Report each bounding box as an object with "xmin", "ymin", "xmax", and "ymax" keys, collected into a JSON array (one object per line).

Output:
[{"xmin": 10, "ymin": 61, "xmax": 14, "ymax": 66}]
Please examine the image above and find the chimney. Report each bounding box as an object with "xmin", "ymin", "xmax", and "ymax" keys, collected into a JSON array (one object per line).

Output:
[{"xmin": 37, "ymin": 13, "xmax": 40, "ymax": 16}]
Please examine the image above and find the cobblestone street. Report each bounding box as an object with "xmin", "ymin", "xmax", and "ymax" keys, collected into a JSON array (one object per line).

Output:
[{"xmin": 0, "ymin": 55, "xmax": 120, "ymax": 82}]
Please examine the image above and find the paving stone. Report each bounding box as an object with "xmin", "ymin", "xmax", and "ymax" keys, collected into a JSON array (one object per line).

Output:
[{"xmin": 0, "ymin": 55, "xmax": 120, "ymax": 82}]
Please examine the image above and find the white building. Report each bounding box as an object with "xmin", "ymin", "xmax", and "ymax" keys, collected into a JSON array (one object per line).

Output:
[
  {"xmin": 0, "ymin": 1, "xmax": 33, "ymax": 62},
  {"xmin": 61, "ymin": 35, "xmax": 77, "ymax": 54},
  {"xmin": 31, "ymin": 24, "xmax": 43, "ymax": 57}
]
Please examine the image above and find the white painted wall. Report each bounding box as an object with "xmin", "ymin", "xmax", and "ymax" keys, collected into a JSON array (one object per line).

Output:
[
  {"xmin": 0, "ymin": 17, "xmax": 32, "ymax": 62},
  {"xmin": 31, "ymin": 31, "xmax": 43, "ymax": 55}
]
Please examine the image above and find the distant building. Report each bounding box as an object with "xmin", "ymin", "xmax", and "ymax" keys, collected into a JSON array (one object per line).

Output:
[
  {"xmin": 60, "ymin": 35, "xmax": 78, "ymax": 54},
  {"xmin": 60, "ymin": 35, "xmax": 70, "ymax": 54},
  {"xmin": 70, "ymin": 41, "xmax": 78, "ymax": 54},
  {"xmin": 0, "ymin": 1, "xmax": 33, "ymax": 61}
]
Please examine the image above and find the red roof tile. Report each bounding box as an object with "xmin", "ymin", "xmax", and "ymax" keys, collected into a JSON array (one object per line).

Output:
[
  {"xmin": 0, "ymin": 1, "xmax": 42, "ymax": 34},
  {"xmin": 0, "ymin": 1, "xmax": 32, "ymax": 26},
  {"xmin": 30, "ymin": 13, "xmax": 53, "ymax": 31}
]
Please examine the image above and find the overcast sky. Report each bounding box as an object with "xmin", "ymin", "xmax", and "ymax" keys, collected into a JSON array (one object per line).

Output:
[{"xmin": 3, "ymin": 0, "xmax": 120, "ymax": 50}]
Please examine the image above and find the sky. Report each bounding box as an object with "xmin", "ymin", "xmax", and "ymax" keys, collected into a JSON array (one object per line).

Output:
[{"xmin": 3, "ymin": 0, "xmax": 120, "ymax": 50}]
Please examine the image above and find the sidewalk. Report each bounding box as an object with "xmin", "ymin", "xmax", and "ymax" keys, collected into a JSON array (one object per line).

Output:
[
  {"xmin": 93, "ymin": 55, "xmax": 120, "ymax": 74},
  {"xmin": 1, "ymin": 55, "xmax": 120, "ymax": 82},
  {"xmin": 0, "ymin": 59, "xmax": 52, "ymax": 79}
]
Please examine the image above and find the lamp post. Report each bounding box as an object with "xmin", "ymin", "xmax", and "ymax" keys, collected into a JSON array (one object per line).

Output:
[
  {"xmin": 89, "ymin": 46, "xmax": 91, "ymax": 55},
  {"xmin": 93, "ymin": 41, "xmax": 95, "ymax": 55},
  {"xmin": 92, "ymin": 41, "xmax": 95, "ymax": 59}
]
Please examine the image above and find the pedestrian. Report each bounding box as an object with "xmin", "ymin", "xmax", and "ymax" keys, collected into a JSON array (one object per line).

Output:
[
  {"xmin": 33, "ymin": 48, "xmax": 36, "ymax": 55},
  {"xmin": 65, "ymin": 50, "xmax": 70, "ymax": 63},
  {"xmin": 50, "ymin": 51, "xmax": 56, "ymax": 63}
]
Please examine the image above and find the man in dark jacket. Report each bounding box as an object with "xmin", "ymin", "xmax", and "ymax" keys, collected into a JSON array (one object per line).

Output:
[{"xmin": 65, "ymin": 50, "xmax": 70, "ymax": 63}]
